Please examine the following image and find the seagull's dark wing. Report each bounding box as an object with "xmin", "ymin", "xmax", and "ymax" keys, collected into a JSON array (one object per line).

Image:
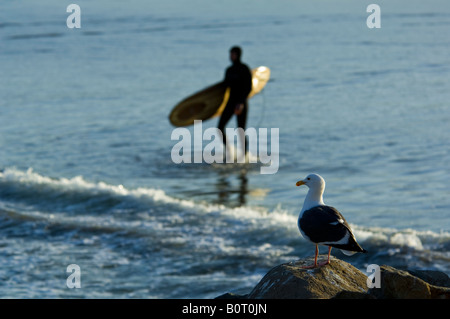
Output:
[{"xmin": 299, "ymin": 205, "xmax": 366, "ymax": 253}]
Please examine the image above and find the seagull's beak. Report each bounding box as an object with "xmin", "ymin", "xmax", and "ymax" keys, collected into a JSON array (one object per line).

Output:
[{"xmin": 296, "ymin": 180, "xmax": 305, "ymax": 187}]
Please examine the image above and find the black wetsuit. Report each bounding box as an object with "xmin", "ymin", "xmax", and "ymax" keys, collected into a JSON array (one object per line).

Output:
[{"xmin": 218, "ymin": 60, "xmax": 252, "ymax": 151}]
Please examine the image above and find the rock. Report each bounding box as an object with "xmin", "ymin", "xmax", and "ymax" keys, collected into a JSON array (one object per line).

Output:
[
  {"xmin": 407, "ymin": 269, "xmax": 450, "ymax": 288},
  {"xmin": 247, "ymin": 256, "xmax": 368, "ymax": 299},
  {"xmin": 368, "ymin": 265, "xmax": 450, "ymax": 299},
  {"xmin": 216, "ymin": 256, "xmax": 450, "ymax": 299}
]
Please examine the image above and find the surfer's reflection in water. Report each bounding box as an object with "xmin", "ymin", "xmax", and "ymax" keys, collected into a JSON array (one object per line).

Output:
[
  {"xmin": 215, "ymin": 169, "xmax": 248, "ymax": 207},
  {"xmin": 218, "ymin": 46, "xmax": 253, "ymax": 161}
]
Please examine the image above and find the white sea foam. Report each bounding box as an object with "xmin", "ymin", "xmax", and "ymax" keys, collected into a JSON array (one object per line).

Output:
[
  {"xmin": 0, "ymin": 167, "xmax": 206, "ymax": 210},
  {"xmin": 351, "ymin": 225, "xmax": 450, "ymax": 251},
  {"xmin": 0, "ymin": 167, "xmax": 295, "ymax": 221}
]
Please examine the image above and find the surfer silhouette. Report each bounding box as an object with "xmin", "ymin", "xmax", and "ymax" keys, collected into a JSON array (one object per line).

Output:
[{"xmin": 218, "ymin": 46, "xmax": 252, "ymax": 161}]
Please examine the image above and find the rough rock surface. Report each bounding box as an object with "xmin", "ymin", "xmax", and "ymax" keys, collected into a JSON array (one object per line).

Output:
[
  {"xmin": 368, "ymin": 265, "xmax": 450, "ymax": 299},
  {"xmin": 216, "ymin": 255, "xmax": 450, "ymax": 299},
  {"xmin": 246, "ymin": 256, "xmax": 367, "ymax": 299}
]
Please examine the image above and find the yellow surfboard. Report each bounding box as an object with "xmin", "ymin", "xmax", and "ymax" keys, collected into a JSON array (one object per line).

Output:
[{"xmin": 169, "ymin": 66, "xmax": 270, "ymax": 127}]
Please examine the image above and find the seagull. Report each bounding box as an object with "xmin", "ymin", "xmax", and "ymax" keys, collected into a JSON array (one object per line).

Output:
[{"xmin": 296, "ymin": 173, "xmax": 367, "ymax": 268}]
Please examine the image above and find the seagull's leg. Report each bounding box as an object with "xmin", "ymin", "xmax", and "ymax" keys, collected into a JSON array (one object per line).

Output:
[
  {"xmin": 299, "ymin": 244, "xmax": 319, "ymax": 269},
  {"xmin": 318, "ymin": 246, "xmax": 332, "ymax": 266},
  {"xmin": 314, "ymin": 244, "xmax": 318, "ymax": 267}
]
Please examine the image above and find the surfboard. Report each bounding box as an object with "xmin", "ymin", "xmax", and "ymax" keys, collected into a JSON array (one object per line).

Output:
[{"xmin": 169, "ymin": 66, "xmax": 270, "ymax": 127}]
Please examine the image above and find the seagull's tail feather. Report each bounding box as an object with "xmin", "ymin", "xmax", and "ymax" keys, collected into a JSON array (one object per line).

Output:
[
  {"xmin": 341, "ymin": 249, "xmax": 357, "ymax": 256},
  {"xmin": 340, "ymin": 248, "xmax": 367, "ymax": 255}
]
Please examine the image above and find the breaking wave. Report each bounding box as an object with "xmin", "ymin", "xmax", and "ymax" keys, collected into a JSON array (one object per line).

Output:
[{"xmin": 1, "ymin": 167, "xmax": 449, "ymax": 279}]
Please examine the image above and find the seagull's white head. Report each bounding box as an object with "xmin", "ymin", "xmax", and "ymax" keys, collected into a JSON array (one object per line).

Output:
[
  {"xmin": 296, "ymin": 173, "xmax": 326, "ymax": 211},
  {"xmin": 296, "ymin": 173, "xmax": 325, "ymax": 190}
]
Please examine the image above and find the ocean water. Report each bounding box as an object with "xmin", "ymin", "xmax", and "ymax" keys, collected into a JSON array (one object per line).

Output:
[{"xmin": 1, "ymin": 0, "xmax": 449, "ymax": 298}]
